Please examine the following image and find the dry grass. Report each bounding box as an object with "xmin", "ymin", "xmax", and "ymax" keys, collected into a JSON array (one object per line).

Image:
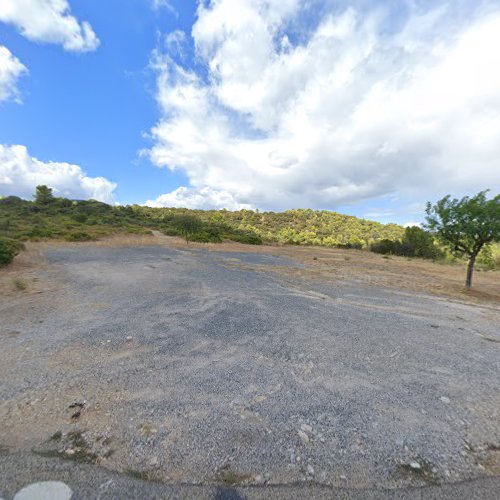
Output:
[{"xmin": 143, "ymin": 234, "xmax": 500, "ymax": 305}]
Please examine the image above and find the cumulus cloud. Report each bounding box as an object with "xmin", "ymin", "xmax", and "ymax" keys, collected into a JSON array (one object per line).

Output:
[
  {"xmin": 148, "ymin": 0, "xmax": 500, "ymax": 212},
  {"xmin": 0, "ymin": 0, "xmax": 99, "ymax": 52},
  {"xmin": 146, "ymin": 186, "xmax": 251, "ymax": 210},
  {"xmin": 0, "ymin": 46, "xmax": 27, "ymax": 102},
  {"xmin": 0, "ymin": 144, "xmax": 117, "ymax": 204}
]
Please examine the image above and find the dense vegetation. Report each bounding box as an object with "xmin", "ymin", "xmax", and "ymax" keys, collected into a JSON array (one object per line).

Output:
[
  {"xmin": 0, "ymin": 186, "xmax": 404, "ymax": 251},
  {"xmin": 0, "ymin": 186, "xmax": 498, "ymax": 273}
]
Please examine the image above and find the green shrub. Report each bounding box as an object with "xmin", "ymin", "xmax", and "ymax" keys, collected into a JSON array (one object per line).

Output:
[
  {"xmin": 477, "ymin": 244, "xmax": 500, "ymax": 270},
  {"xmin": 371, "ymin": 227, "xmax": 443, "ymax": 260},
  {"xmin": 226, "ymin": 231, "xmax": 263, "ymax": 245},
  {"xmin": 0, "ymin": 237, "xmax": 25, "ymax": 267},
  {"xmin": 161, "ymin": 227, "xmax": 181, "ymax": 237},
  {"xmin": 72, "ymin": 213, "xmax": 88, "ymax": 223},
  {"xmin": 24, "ymin": 227, "xmax": 55, "ymax": 239},
  {"xmin": 64, "ymin": 231, "xmax": 95, "ymax": 242},
  {"xmin": 189, "ymin": 230, "xmax": 222, "ymax": 243},
  {"xmin": 371, "ymin": 239, "xmax": 397, "ymax": 255}
]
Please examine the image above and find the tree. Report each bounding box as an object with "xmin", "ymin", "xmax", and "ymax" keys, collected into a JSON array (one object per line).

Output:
[
  {"xmin": 170, "ymin": 214, "xmax": 202, "ymax": 244},
  {"xmin": 425, "ymin": 191, "xmax": 500, "ymax": 289},
  {"xmin": 35, "ymin": 185, "xmax": 54, "ymax": 205}
]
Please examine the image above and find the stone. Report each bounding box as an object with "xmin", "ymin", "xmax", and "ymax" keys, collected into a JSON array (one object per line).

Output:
[
  {"xmin": 300, "ymin": 424, "xmax": 313, "ymax": 433},
  {"xmin": 298, "ymin": 430, "xmax": 310, "ymax": 443},
  {"xmin": 14, "ymin": 482, "xmax": 72, "ymax": 500},
  {"xmin": 409, "ymin": 461, "xmax": 421, "ymax": 470},
  {"xmin": 440, "ymin": 396, "xmax": 451, "ymax": 404},
  {"xmin": 307, "ymin": 465, "xmax": 315, "ymax": 476}
]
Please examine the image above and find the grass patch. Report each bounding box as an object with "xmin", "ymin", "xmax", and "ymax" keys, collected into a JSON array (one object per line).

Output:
[
  {"xmin": 35, "ymin": 430, "xmax": 98, "ymax": 464},
  {"xmin": 12, "ymin": 278, "xmax": 28, "ymax": 291},
  {"xmin": 49, "ymin": 431, "xmax": 62, "ymax": 441}
]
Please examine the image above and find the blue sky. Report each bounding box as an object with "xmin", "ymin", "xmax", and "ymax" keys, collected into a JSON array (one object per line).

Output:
[
  {"xmin": 1, "ymin": 0, "xmax": 499, "ymax": 225},
  {"xmin": 0, "ymin": 0, "xmax": 194, "ymax": 204}
]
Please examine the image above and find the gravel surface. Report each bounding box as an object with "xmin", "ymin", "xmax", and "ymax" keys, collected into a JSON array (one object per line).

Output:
[{"xmin": 1, "ymin": 243, "xmax": 499, "ymax": 497}]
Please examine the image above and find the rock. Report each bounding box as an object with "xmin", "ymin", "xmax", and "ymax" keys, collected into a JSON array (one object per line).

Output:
[
  {"xmin": 254, "ymin": 474, "xmax": 264, "ymax": 484},
  {"xmin": 307, "ymin": 465, "xmax": 315, "ymax": 476},
  {"xmin": 340, "ymin": 475, "xmax": 347, "ymax": 481},
  {"xmin": 13, "ymin": 482, "xmax": 73, "ymax": 500},
  {"xmin": 126, "ymin": 336, "xmax": 133, "ymax": 342},
  {"xmin": 300, "ymin": 424, "xmax": 313, "ymax": 433},
  {"xmin": 298, "ymin": 430, "xmax": 310, "ymax": 443},
  {"xmin": 440, "ymin": 396, "xmax": 451, "ymax": 404},
  {"xmin": 409, "ymin": 461, "xmax": 421, "ymax": 470}
]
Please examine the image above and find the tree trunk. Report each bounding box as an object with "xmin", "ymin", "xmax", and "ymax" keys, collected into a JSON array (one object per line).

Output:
[{"xmin": 465, "ymin": 253, "xmax": 477, "ymax": 289}]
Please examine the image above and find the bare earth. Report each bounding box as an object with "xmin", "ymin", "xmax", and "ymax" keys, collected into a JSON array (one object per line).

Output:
[{"xmin": 1, "ymin": 234, "xmax": 499, "ymax": 498}]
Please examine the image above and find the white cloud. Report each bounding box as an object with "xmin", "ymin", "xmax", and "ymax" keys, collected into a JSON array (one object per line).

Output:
[
  {"xmin": 146, "ymin": 186, "xmax": 251, "ymax": 210},
  {"xmin": 0, "ymin": 46, "xmax": 27, "ymax": 102},
  {"xmin": 164, "ymin": 30, "xmax": 187, "ymax": 57},
  {"xmin": 0, "ymin": 144, "xmax": 117, "ymax": 204},
  {"xmin": 0, "ymin": 0, "xmax": 99, "ymax": 52},
  {"xmin": 152, "ymin": 0, "xmax": 177, "ymax": 16},
  {"xmin": 148, "ymin": 0, "xmax": 500, "ymax": 212}
]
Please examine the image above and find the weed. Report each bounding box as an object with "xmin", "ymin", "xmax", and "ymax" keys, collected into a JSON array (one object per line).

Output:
[
  {"xmin": 12, "ymin": 278, "xmax": 27, "ymax": 291},
  {"xmin": 50, "ymin": 431, "xmax": 62, "ymax": 441}
]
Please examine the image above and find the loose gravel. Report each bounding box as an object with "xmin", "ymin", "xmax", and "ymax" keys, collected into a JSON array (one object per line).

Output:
[{"xmin": 1, "ymin": 244, "xmax": 499, "ymax": 494}]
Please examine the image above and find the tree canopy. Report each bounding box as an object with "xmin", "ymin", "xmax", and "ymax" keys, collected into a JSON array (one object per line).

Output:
[
  {"xmin": 35, "ymin": 185, "xmax": 55, "ymax": 205},
  {"xmin": 425, "ymin": 190, "xmax": 500, "ymax": 288}
]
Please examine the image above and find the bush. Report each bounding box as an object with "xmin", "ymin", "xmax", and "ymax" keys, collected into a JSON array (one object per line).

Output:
[
  {"xmin": 371, "ymin": 239, "xmax": 397, "ymax": 255},
  {"xmin": 189, "ymin": 230, "xmax": 222, "ymax": 243},
  {"xmin": 338, "ymin": 240, "xmax": 363, "ymax": 250},
  {"xmin": 371, "ymin": 227, "xmax": 443, "ymax": 260},
  {"xmin": 226, "ymin": 231, "xmax": 263, "ymax": 245},
  {"xmin": 72, "ymin": 213, "xmax": 88, "ymax": 223},
  {"xmin": 64, "ymin": 231, "xmax": 95, "ymax": 242},
  {"xmin": 477, "ymin": 244, "xmax": 500, "ymax": 270},
  {"xmin": 0, "ymin": 237, "xmax": 25, "ymax": 267}
]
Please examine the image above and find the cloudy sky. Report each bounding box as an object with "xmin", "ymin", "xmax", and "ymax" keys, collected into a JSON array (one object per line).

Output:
[{"xmin": 1, "ymin": 0, "xmax": 499, "ymax": 224}]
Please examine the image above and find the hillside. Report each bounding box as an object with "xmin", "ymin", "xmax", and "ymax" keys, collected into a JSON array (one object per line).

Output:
[{"xmin": 0, "ymin": 194, "xmax": 404, "ymax": 249}]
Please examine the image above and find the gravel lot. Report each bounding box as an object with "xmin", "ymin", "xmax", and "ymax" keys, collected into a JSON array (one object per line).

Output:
[{"xmin": 1, "ymin": 242, "xmax": 499, "ymax": 498}]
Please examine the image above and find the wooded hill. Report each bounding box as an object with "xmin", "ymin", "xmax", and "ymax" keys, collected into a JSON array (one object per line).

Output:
[{"xmin": 0, "ymin": 193, "xmax": 403, "ymax": 248}]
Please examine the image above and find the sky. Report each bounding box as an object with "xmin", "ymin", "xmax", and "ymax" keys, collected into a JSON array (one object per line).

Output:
[{"xmin": 0, "ymin": 0, "xmax": 499, "ymax": 225}]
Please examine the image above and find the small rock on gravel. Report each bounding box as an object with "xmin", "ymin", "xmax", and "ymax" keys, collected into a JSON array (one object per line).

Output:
[{"xmin": 298, "ymin": 430, "xmax": 309, "ymax": 443}]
